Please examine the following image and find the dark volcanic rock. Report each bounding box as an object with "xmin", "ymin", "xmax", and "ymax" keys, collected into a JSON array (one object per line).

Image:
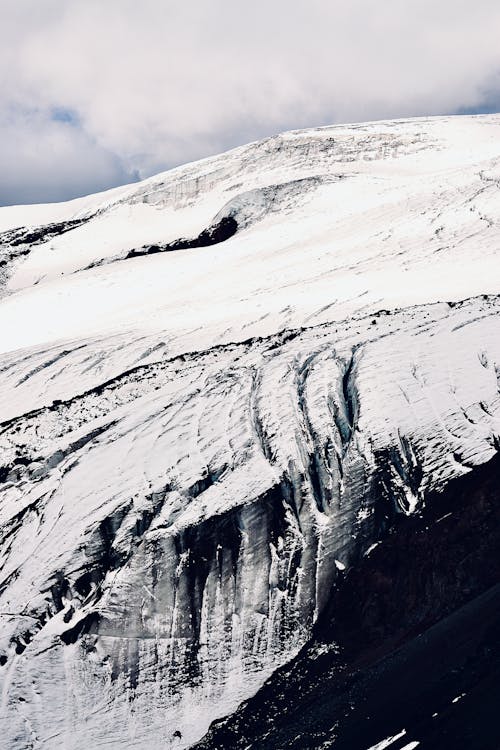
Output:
[{"xmin": 194, "ymin": 453, "xmax": 500, "ymax": 750}]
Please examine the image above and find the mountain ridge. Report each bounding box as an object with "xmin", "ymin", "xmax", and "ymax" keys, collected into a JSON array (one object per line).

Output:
[{"xmin": 0, "ymin": 114, "xmax": 499, "ymax": 749}]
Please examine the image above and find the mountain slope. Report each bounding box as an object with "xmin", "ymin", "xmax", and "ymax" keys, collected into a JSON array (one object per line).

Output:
[{"xmin": 0, "ymin": 115, "xmax": 499, "ymax": 749}]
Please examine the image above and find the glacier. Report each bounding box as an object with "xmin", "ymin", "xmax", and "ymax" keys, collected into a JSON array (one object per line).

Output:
[{"xmin": 0, "ymin": 114, "xmax": 499, "ymax": 749}]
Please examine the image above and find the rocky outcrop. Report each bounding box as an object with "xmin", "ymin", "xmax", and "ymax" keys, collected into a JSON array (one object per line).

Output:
[
  {"xmin": 0, "ymin": 217, "xmax": 91, "ymax": 294},
  {"xmin": 194, "ymin": 451, "xmax": 500, "ymax": 749}
]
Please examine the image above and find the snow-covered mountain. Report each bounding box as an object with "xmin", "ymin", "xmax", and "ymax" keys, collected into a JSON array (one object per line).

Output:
[{"xmin": 0, "ymin": 115, "xmax": 499, "ymax": 749}]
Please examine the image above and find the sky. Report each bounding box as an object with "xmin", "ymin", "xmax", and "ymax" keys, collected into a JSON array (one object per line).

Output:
[{"xmin": 1, "ymin": 0, "xmax": 500, "ymax": 206}]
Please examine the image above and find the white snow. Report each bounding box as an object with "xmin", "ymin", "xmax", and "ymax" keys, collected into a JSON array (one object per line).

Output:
[
  {"xmin": 366, "ymin": 729, "xmax": 407, "ymax": 750},
  {"xmin": 0, "ymin": 115, "xmax": 499, "ymax": 361}
]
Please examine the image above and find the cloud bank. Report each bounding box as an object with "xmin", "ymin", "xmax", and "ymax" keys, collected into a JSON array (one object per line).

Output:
[{"xmin": 1, "ymin": 0, "xmax": 500, "ymax": 205}]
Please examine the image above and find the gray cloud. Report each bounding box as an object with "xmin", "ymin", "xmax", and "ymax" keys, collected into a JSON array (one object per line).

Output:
[
  {"xmin": 0, "ymin": 106, "xmax": 138, "ymax": 205},
  {"xmin": 1, "ymin": 0, "xmax": 500, "ymax": 205}
]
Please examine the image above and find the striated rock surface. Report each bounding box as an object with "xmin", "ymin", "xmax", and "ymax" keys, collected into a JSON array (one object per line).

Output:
[{"xmin": 0, "ymin": 115, "xmax": 500, "ymax": 748}]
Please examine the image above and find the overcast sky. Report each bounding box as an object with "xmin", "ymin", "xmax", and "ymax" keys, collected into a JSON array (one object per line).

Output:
[{"xmin": 1, "ymin": 0, "xmax": 500, "ymax": 206}]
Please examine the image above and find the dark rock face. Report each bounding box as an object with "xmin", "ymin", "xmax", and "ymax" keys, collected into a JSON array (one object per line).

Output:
[
  {"xmin": 0, "ymin": 219, "xmax": 90, "ymax": 251},
  {"xmin": 194, "ymin": 453, "xmax": 500, "ymax": 750}
]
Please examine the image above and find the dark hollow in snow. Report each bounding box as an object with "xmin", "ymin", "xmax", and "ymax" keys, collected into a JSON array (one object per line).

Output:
[
  {"xmin": 125, "ymin": 215, "xmax": 238, "ymax": 260},
  {"xmin": 194, "ymin": 452, "xmax": 500, "ymax": 750}
]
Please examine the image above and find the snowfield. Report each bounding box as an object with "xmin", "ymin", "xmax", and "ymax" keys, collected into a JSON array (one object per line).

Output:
[{"xmin": 0, "ymin": 115, "xmax": 499, "ymax": 749}]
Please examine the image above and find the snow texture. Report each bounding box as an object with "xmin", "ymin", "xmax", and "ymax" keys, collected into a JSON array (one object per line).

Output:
[{"xmin": 0, "ymin": 115, "xmax": 499, "ymax": 749}]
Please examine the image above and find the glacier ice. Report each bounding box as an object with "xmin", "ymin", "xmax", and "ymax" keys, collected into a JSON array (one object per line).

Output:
[{"xmin": 0, "ymin": 114, "xmax": 499, "ymax": 748}]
